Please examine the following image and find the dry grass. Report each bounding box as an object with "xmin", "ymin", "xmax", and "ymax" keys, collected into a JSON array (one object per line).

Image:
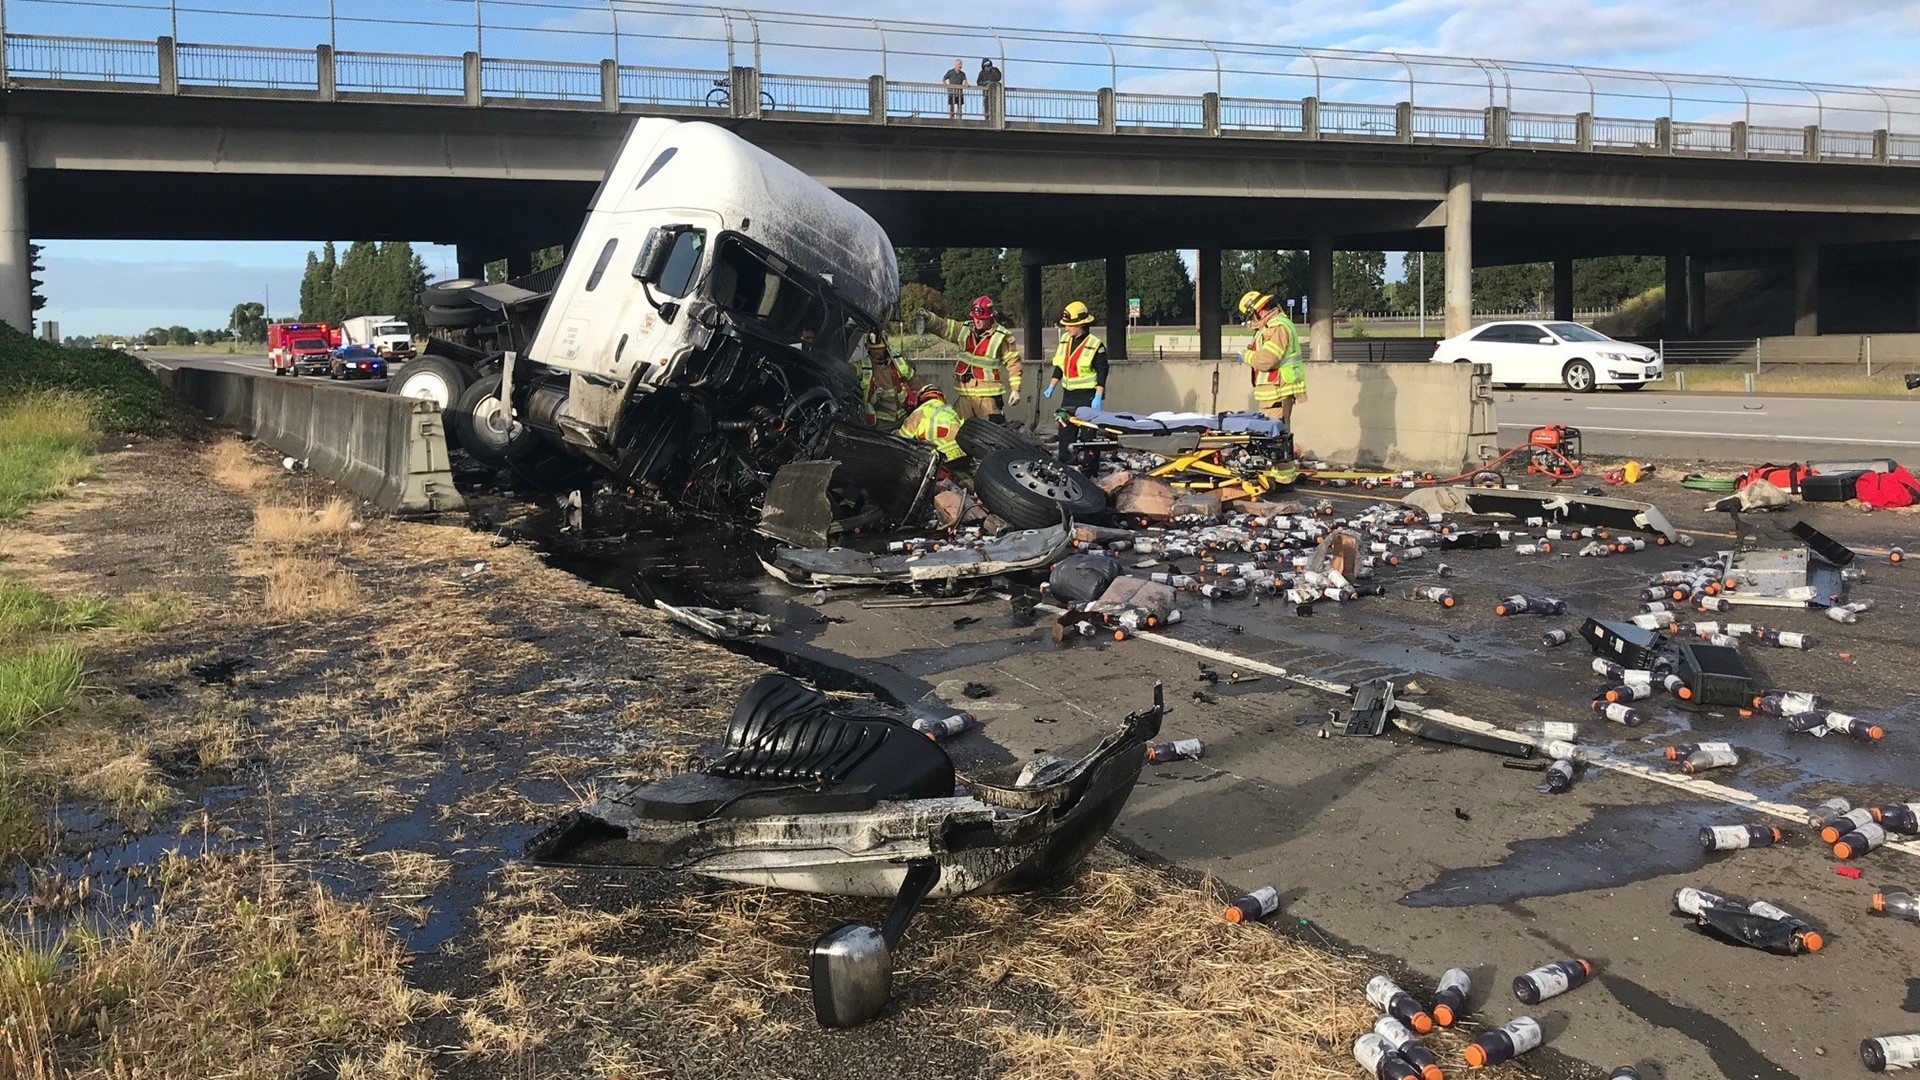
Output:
[
  {"xmin": 252, "ymin": 498, "xmax": 357, "ymax": 546},
  {"xmin": 0, "ymin": 852, "xmax": 434, "ymax": 1080},
  {"xmin": 202, "ymin": 439, "xmax": 270, "ymax": 493},
  {"xmin": 68, "ymin": 753, "xmax": 171, "ymax": 821},
  {"xmin": 261, "ymin": 556, "xmax": 361, "ymax": 616},
  {"xmin": 1666, "ymin": 366, "xmax": 1915, "ymax": 397},
  {"xmin": 361, "ymin": 849, "xmax": 451, "ymax": 894}
]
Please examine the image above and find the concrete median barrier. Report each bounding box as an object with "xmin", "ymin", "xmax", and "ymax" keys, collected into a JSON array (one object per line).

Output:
[
  {"xmin": 160, "ymin": 366, "xmax": 463, "ymax": 513},
  {"xmin": 909, "ymin": 357, "xmax": 1498, "ymax": 475}
]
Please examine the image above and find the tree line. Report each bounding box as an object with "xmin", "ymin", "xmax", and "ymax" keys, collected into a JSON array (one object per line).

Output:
[
  {"xmin": 898, "ymin": 247, "xmax": 1665, "ymax": 326},
  {"xmin": 298, "ymin": 241, "xmax": 429, "ymax": 327}
]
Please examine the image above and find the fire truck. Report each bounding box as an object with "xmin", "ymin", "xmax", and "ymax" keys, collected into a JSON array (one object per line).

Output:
[{"xmin": 268, "ymin": 322, "xmax": 342, "ymax": 377}]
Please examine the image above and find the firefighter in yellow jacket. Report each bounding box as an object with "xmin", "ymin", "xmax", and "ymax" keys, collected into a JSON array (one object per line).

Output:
[
  {"xmin": 919, "ymin": 295, "xmax": 1022, "ymax": 424},
  {"xmin": 1238, "ymin": 290, "xmax": 1305, "ymax": 425},
  {"xmin": 897, "ymin": 384, "xmax": 965, "ymax": 464},
  {"xmin": 853, "ymin": 331, "xmax": 917, "ymax": 427},
  {"xmin": 1044, "ymin": 300, "xmax": 1109, "ymax": 462}
]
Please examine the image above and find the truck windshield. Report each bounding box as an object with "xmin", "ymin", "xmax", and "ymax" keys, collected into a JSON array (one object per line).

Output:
[
  {"xmin": 707, "ymin": 234, "xmax": 834, "ymax": 342},
  {"xmin": 374, "ymin": 323, "xmax": 409, "ymax": 336},
  {"xmin": 294, "ymin": 338, "xmax": 327, "ymax": 350}
]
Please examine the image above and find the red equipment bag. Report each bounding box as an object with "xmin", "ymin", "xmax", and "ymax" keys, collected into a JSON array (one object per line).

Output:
[
  {"xmin": 1738, "ymin": 462, "xmax": 1814, "ymax": 494},
  {"xmin": 1855, "ymin": 466, "xmax": 1920, "ymax": 509}
]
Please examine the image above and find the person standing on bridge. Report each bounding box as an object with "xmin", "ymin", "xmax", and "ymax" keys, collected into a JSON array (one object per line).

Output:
[
  {"xmin": 921, "ymin": 295, "xmax": 1023, "ymax": 424},
  {"xmin": 1044, "ymin": 300, "xmax": 1108, "ymax": 462},
  {"xmin": 943, "ymin": 59, "xmax": 969, "ymax": 119},
  {"xmin": 977, "ymin": 57, "xmax": 1002, "ymax": 91},
  {"xmin": 1238, "ymin": 290, "xmax": 1306, "ymax": 425}
]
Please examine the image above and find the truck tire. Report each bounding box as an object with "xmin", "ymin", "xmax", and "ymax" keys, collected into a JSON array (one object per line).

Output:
[
  {"xmin": 424, "ymin": 304, "xmax": 492, "ymax": 330},
  {"xmin": 453, "ymin": 374, "xmax": 544, "ymax": 467},
  {"xmin": 388, "ymin": 356, "xmax": 473, "ymax": 442},
  {"xmin": 973, "ymin": 449, "xmax": 1106, "ymax": 530},
  {"xmin": 957, "ymin": 416, "xmax": 1039, "ymax": 460},
  {"xmin": 422, "ymin": 278, "xmax": 485, "ymax": 309}
]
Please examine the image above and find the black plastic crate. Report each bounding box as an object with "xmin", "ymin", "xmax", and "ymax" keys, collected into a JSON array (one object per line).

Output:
[
  {"xmin": 1581, "ymin": 618, "xmax": 1665, "ymax": 669},
  {"xmin": 1677, "ymin": 642, "xmax": 1753, "ymax": 708}
]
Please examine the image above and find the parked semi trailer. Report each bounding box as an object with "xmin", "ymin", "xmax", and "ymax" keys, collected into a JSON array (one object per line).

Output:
[{"xmin": 389, "ymin": 118, "xmax": 929, "ymax": 527}]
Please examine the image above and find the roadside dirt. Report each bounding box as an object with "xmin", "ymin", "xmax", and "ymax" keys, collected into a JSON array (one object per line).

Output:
[{"xmin": 1, "ymin": 437, "xmax": 1421, "ymax": 1080}]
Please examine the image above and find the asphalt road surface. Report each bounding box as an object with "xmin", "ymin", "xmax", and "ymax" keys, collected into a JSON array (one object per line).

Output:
[
  {"xmin": 559, "ymin": 479, "xmax": 1920, "ymax": 1080},
  {"xmin": 145, "ymin": 349, "xmax": 395, "ymax": 392},
  {"xmin": 1501, "ymin": 389, "xmax": 1920, "ymax": 463}
]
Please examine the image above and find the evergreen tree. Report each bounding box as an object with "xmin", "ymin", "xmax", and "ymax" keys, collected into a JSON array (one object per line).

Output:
[
  {"xmin": 27, "ymin": 243, "xmax": 46, "ymax": 323},
  {"xmin": 1332, "ymin": 251, "xmax": 1387, "ymax": 314},
  {"xmin": 939, "ymin": 248, "xmax": 1007, "ymax": 323},
  {"xmin": 896, "ymin": 246, "xmax": 944, "ymax": 290},
  {"xmin": 1040, "ymin": 264, "xmax": 1076, "ymax": 327},
  {"xmin": 1069, "ymin": 259, "xmax": 1107, "ymax": 325},
  {"xmin": 1125, "ymin": 251, "xmax": 1193, "ymax": 325},
  {"xmin": 229, "ymin": 302, "xmax": 268, "ymax": 342}
]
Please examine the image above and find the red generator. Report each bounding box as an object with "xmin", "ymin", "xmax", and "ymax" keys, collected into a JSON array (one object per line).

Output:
[{"xmin": 1526, "ymin": 425, "xmax": 1583, "ymax": 478}]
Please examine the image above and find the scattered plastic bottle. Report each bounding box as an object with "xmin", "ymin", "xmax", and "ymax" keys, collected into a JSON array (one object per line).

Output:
[
  {"xmin": 1631, "ymin": 612, "xmax": 1675, "ymax": 630},
  {"xmin": 1353, "ymin": 1033, "xmax": 1422, "ymax": 1080},
  {"xmin": 1673, "ymin": 885, "xmax": 1736, "ymax": 917},
  {"xmin": 1615, "ymin": 537, "xmax": 1648, "ymax": 553},
  {"xmin": 1891, "ymin": 547, "xmax": 1906, "ymax": 564},
  {"xmin": 1372, "ymin": 1017, "xmax": 1445, "ymax": 1080},
  {"xmin": 1664, "ymin": 740, "xmax": 1733, "ymax": 761},
  {"xmin": 1464, "ymin": 1017, "xmax": 1544, "ymax": 1069},
  {"xmin": 1659, "ymin": 673, "xmax": 1692, "ymax": 699},
  {"xmin": 1539, "ymin": 758, "xmax": 1576, "ymax": 795},
  {"xmin": 1223, "ymin": 885, "xmax": 1280, "ymax": 923},
  {"xmin": 1513, "ymin": 543, "xmax": 1549, "ymax": 556},
  {"xmin": 1593, "ymin": 700, "xmax": 1644, "ymax": 727},
  {"xmin": 1870, "ymin": 891, "xmax": 1920, "ymax": 923},
  {"xmin": 1682, "ymin": 746, "xmax": 1739, "ymax": 774},
  {"xmin": 1873, "ymin": 803, "xmax": 1920, "ymax": 834},
  {"xmin": 1638, "ymin": 585, "xmax": 1671, "ymax": 602},
  {"xmin": 1835, "ymin": 821, "xmax": 1887, "ymax": 860},
  {"xmin": 1495, "ymin": 594, "xmax": 1566, "ymax": 616},
  {"xmin": 1592, "ymin": 658, "xmax": 1625, "ymax": 680},
  {"xmin": 1808, "ymin": 797, "xmax": 1851, "ymax": 829},
  {"xmin": 1824, "ymin": 605, "xmax": 1858, "ymax": 624},
  {"xmin": 1430, "ymin": 967, "xmax": 1471, "ymax": 1027},
  {"xmin": 1514, "ymin": 958, "xmax": 1593, "ymax": 1004},
  {"xmin": 1700, "ymin": 824, "xmax": 1784, "ymax": 851},
  {"xmin": 1542, "ymin": 628, "xmax": 1572, "ymax": 647},
  {"xmin": 1754, "ymin": 690, "xmax": 1827, "ymax": 717},
  {"xmin": 1198, "ymin": 579, "xmax": 1248, "ymax": 599},
  {"xmin": 1753, "ymin": 627, "xmax": 1814, "ymax": 650},
  {"xmin": 1696, "ymin": 594, "xmax": 1733, "ymax": 612},
  {"xmin": 1639, "ymin": 600, "xmax": 1675, "ymax": 614},
  {"xmin": 1822, "ymin": 712, "xmax": 1886, "ymax": 742},
  {"xmin": 1366, "ymin": 975, "xmax": 1436, "ymax": 1034},
  {"xmin": 1150, "ymin": 572, "xmax": 1195, "ymax": 588},
  {"xmin": 1862, "ymin": 1034, "xmax": 1920, "ymax": 1073},
  {"xmin": 1147, "ymin": 738, "xmax": 1206, "ymax": 763},
  {"xmin": 1518, "ymin": 720, "xmax": 1581, "ymax": 743},
  {"xmin": 1604, "ymin": 683, "xmax": 1651, "ymax": 703},
  {"xmin": 1611, "ymin": 1068, "xmax": 1643, "ymax": 1080},
  {"xmin": 1821, "ymin": 807, "xmax": 1877, "ymax": 844},
  {"xmin": 1408, "ymin": 585, "xmax": 1457, "ymax": 608},
  {"xmin": 912, "ymin": 712, "xmax": 977, "ymax": 739}
]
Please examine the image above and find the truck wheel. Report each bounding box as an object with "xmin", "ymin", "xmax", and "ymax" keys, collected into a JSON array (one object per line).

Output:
[
  {"xmin": 422, "ymin": 278, "xmax": 485, "ymax": 309},
  {"xmin": 424, "ymin": 304, "xmax": 492, "ymax": 330},
  {"xmin": 453, "ymin": 374, "xmax": 543, "ymax": 467},
  {"xmin": 973, "ymin": 449, "xmax": 1106, "ymax": 530},
  {"xmin": 389, "ymin": 356, "xmax": 473, "ymax": 442},
  {"xmin": 957, "ymin": 416, "xmax": 1039, "ymax": 460}
]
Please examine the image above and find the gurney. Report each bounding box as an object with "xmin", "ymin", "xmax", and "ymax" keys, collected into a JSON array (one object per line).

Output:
[{"xmin": 1061, "ymin": 408, "xmax": 1298, "ymax": 498}]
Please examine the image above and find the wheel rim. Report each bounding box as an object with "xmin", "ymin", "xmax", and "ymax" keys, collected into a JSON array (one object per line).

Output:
[
  {"xmin": 472, "ymin": 393, "xmax": 514, "ymax": 446},
  {"xmin": 1006, "ymin": 457, "xmax": 1087, "ymax": 502},
  {"xmin": 1567, "ymin": 365, "xmax": 1592, "ymax": 391},
  {"xmin": 400, "ymin": 370, "xmax": 452, "ymax": 408}
]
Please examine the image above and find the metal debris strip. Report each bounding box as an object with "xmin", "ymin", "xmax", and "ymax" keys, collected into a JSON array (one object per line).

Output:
[{"xmin": 653, "ymin": 600, "xmax": 774, "ymax": 641}]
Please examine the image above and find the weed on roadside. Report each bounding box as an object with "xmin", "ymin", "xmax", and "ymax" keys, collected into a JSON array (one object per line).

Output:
[
  {"xmin": 0, "ymin": 645, "xmax": 84, "ymax": 740},
  {"xmin": 0, "ymin": 392, "xmax": 94, "ymax": 520}
]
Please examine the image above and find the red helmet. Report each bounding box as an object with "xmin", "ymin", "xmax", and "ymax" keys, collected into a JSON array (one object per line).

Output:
[{"xmin": 969, "ymin": 296, "xmax": 995, "ymax": 319}]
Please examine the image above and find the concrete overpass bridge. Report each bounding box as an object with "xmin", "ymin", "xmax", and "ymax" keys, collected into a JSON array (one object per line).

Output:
[{"xmin": 4, "ymin": 0, "xmax": 1920, "ymax": 362}]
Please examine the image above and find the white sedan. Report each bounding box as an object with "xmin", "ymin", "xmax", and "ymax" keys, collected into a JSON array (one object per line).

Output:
[{"xmin": 1432, "ymin": 321, "xmax": 1662, "ymax": 392}]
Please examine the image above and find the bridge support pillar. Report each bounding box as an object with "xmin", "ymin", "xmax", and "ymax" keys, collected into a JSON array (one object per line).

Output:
[
  {"xmin": 456, "ymin": 242, "xmax": 487, "ymax": 281},
  {"xmin": 1022, "ymin": 261, "xmax": 1043, "ymax": 377},
  {"xmin": 1309, "ymin": 237, "xmax": 1333, "ymax": 363},
  {"xmin": 1552, "ymin": 257, "xmax": 1574, "ymax": 322},
  {"xmin": 1105, "ymin": 253, "xmax": 1127, "ymax": 359},
  {"xmin": 1794, "ymin": 241, "xmax": 1819, "ymax": 336},
  {"xmin": 1686, "ymin": 257, "xmax": 1706, "ymax": 336},
  {"xmin": 1664, "ymin": 254, "xmax": 1686, "ymax": 336},
  {"xmin": 0, "ymin": 117, "xmax": 30, "ymax": 333},
  {"xmin": 1443, "ymin": 165, "xmax": 1472, "ymax": 339},
  {"xmin": 1197, "ymin": 246, "xmax": 1221, "ymax": 360}
]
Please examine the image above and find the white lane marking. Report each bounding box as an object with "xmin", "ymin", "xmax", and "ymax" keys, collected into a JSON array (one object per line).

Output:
[
  {"xmin": 1580, "ymin": 407, "xmax": 1771, "ymax": 415},
  {"xmin": 1496, "ymin": 423, "xmax": 1920, "ymax": 447},
  {"xmin": 1032, "ymin": 599, "xmax": 1920, "ymax": 861}
]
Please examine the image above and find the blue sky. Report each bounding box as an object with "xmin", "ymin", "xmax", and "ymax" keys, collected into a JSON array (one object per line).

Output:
[{"xmin": 30, "ymin": 0, "xmax": 1920, "ymax": 336}]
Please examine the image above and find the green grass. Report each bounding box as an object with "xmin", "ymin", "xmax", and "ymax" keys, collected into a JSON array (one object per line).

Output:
[
  {"xmin": 0, "ymin": 580, "xmax": 189, "ymax": 637},
  {"xmin": 1666, "ymin": 367, "xmax": 1915, "ymax": 397},
  {"xmin": 0, "ymin": 645, "xmax": 84, "ymax": 742},
  {"xmin": 0, "ymin": 392, "xmax": 95, "ymax": 519},
  {"xmin": 0, "ymin": 325, "xmax": 170, "ymax": 433}
]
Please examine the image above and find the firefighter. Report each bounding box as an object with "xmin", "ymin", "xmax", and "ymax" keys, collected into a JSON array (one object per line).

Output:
[
  {"xmin": 1237, "ymin": 290, "xmax": 1306, "ymax": 425},
  {"xmin": 918, "ymin": 295, "xmax": 1022, "ymax": 424},
  {"xmin": 897, "ymin": 384, "xmax": 965, "ymax": 463},
  {"xmin": 1043, "ymin": 300, "xmax": 1108, "ymax": 462},
  {"xmin": 854, "ymin": 331, "xmax": 917, "ymax": 427}
]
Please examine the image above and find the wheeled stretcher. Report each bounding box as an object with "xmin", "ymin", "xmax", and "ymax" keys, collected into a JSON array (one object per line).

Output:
[{"xmin": 1060, "ymin": 408, "xmax": 1299, "ymax": 498}]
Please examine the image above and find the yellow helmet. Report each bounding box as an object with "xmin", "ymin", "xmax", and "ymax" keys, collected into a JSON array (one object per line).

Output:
[
  {"xmin": 1237, "ymin": 290, "xmax": 1274, "ymax": 316},
  {"xmin": 1058, "ymin": 300, "xmax": 1096, "ymax": 327}
]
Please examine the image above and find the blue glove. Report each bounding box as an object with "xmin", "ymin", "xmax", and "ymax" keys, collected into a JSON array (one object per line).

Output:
[
  {"xmin": 1091, "ymin": 391, "xmax": 1104, "ymax": 410},
  {"xmin": 1042, "ymin": 383, "xmax": 1055, "ymax": 399}
]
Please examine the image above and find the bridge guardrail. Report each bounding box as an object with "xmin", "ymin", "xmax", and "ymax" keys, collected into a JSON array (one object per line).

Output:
[{"xmin": 4, "ymin": 27, "xmax": 1919, "ymax": 168}]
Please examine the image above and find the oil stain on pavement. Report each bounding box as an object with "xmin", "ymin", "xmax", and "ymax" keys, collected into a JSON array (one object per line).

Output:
[
  {"xmin": 1399, "ymin": 802, "xmax": 1736, "ymax": 908},
  {"xmin": 1604, "ymin": 972, "xmax": 1800, "ymax": 1079}
]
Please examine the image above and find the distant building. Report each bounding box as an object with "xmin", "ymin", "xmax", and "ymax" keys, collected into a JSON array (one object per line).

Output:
[{"xmin": 39, "ymin": 320, "xmax": 58, "ymax": 341}]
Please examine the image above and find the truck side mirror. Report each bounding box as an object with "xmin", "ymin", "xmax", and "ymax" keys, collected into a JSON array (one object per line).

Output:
[{"xmin": 633, "ymin": 226, "xmax": 683, "ymax": 285}]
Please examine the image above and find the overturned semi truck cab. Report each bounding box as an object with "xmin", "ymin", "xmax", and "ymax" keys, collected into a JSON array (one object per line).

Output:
[{"xmin": 404, "ymin": 119, "xmax": 935, "ymax": 526}]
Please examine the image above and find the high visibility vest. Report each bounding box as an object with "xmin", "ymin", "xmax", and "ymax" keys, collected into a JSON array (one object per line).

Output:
[
  {"xmin": 1244, "ymin": 311, "xmax": 1304, "ymax": 404},
  {"xmin": 854, "ymin": 354, "xmax": 915, "ymax": 426},
  {"xmin": 898, "ymin": 398, "xmax": 964, "ymax": 461},
  {"xmin": 1052, "ymin": 332, "xmax": 1104, "ymax": 391},
  {"xmin": 944, "ymin": 317, "xmax": 1021, "ymax": 397}
]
